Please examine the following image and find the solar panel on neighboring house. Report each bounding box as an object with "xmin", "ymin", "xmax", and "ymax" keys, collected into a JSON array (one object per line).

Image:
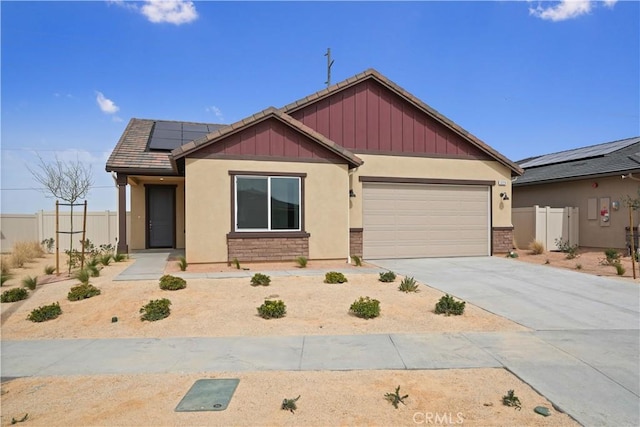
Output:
[
  {"xmin": 521, "ymin": 137, "xmax": 640, "ymax": 168},
  {"xmin": 148, "ymin": 121, "xmax": 226, "ymax": 151}
]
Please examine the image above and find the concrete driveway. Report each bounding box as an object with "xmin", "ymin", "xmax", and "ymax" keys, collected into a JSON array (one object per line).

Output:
[{"xmin": 372, "ymin": 256, "xmax": 640, "ymax": 427}]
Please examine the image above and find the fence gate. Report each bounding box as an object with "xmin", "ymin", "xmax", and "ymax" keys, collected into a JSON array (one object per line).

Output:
[{"xmin": 513, "ymin": 206, "xmax": 579, "ymax": 250}]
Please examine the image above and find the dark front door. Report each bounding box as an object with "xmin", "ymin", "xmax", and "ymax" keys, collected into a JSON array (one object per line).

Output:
[{"xmin": 146, "ymin": 185, "xmax": 175, "ymax": 248}]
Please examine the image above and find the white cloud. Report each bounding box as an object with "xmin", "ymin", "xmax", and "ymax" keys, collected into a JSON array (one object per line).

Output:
[
  {"xmin": 529, "ymin": 0, "xmax": 619, "ymax": 21},
  {"xmin": 529, "ymin": 0, "xmax": 592, "ymax": 21},
  {"xmin": 109, "ymin": 0, "xmax": 198, "ymax": 25},
  {"xmin": 140, "ymin": 0, "xmax": 198, "ymax": 25},
  {"xmin": 206, "ymin": 105, "xmax": 224, "ymax": 122},
  {"xmin": 96, "ymin": 91, "xmax": 119, "ymax": 114}
]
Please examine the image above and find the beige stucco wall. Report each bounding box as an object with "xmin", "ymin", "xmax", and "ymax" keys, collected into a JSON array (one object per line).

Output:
[
  {"xmin": 128, "ymin": 177, "xmax": 185, "ymax": 250},
  {"xmin": 349, "ymin": 155, "xmax": 514, "ymax": 229},
  {"xmin": 513, "ymin": 176, "xmax": 639, "ymax": 249},
  {"xmin": 184, "ymin": 158, "xmax": 350, "ymax": 263}
]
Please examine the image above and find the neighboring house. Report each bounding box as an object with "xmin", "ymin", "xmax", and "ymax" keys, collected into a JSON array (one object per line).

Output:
[
  {"xmin": 106, "ymin": 69, "xmax": 522, "ymax": 263},
  {"xmin": 513, "ymin": 137, "xmax": 640, "ymax": 250}
]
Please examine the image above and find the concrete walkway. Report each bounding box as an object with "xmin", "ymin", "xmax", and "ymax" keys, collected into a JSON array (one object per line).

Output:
[
  {"xmin": 114, "ymin": 251, "xmax": 385, "ymax": 281},
  {"xmin": 374, "ymin": 256, "xmax": 640, "ymax": 427},
  {"xmin": 3, "ymin": 254, "xmax": 639, "ymax": 426}
]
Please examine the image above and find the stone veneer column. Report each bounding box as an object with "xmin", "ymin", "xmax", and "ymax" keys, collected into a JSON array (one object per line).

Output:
[{"xmin": 492, "ymin": 227, "xmax": 514, "ymax": 254}]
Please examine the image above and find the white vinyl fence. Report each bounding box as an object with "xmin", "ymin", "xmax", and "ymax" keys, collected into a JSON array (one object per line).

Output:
[
  {"xmin": 0, "ymin": 211, "xmax": 131, "ymax": 253},
  {"xmin": 513, "ymin": 206, "xmax": 579, "ymax": 251}
]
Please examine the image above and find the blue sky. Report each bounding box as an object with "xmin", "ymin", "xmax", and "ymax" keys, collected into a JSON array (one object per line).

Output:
[{"xmin": 1, "ymin": 0, "xmax": 638, "ymax": 214}]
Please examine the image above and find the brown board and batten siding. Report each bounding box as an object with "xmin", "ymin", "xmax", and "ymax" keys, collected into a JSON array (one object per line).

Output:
[
  {"xmin": 289, "ymin": 79, "xmax": 491, "ymax": 158},
  {"xmin": 187, "ymin": 117, "xmax": 348, "ymax": 164}
]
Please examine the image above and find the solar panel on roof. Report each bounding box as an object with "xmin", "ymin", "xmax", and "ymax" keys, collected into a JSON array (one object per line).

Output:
[
  {"xmin": 154, "ymin": 121, "xmax": 182, "ymax": 131},
  {"xmin": 521, "ymin": 137, "xmax": 640, "ymax": 168},
  {"xmin": 148, "ymin": 121, "xmax": 227, "ymax": 151},
  {"xmin": 183, "ymin": 123, "xmax": 209, "ymax": 132}
]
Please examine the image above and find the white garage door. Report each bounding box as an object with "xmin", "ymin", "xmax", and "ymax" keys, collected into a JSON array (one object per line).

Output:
[{"xmin": 363, "ymin": 183, "xmax": 490, "ymax": 259}]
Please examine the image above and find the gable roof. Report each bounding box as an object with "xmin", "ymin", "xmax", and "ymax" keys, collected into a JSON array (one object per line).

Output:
[
  {"xmin": 282, "ymin": 68, "xmax": 523, "ymax": 176},
  {"xmin": 106, "ymin": 68, "xmax": 521, "ymax": 177},
  {"xmin": 169, "ymin": 107, "xmax": 363, "ymax": 169},
  {"xmin": 106, "ymin": 118, "xmax": 225, "ymax": 175},
  {"xmin": 514, "ymin": 136, "xmax": 640, "ymax": 186}
]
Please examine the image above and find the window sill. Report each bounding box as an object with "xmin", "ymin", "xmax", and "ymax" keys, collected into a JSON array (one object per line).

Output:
[{"xmin": 227, "ymin": 231, "xmax": 310, "ymax": 239}]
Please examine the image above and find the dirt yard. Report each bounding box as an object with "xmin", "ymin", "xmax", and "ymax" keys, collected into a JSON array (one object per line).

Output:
[
  {"xmin": 0, "ymin": 252, "xmax": 587, "ymax": 426},
  {"xmin": 510, "ymin": 247, "xmax": 638, "ymax": 280}
]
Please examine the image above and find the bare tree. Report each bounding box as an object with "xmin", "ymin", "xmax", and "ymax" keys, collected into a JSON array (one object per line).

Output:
[{"xmin": 29, "ymin": 155, "xmax": 93, "ymax": 273}]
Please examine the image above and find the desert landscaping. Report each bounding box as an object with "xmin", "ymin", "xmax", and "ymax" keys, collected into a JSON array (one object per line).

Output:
[{"xmin": 2, "ymin": 242, "xmax": 630, "ymax": 426}]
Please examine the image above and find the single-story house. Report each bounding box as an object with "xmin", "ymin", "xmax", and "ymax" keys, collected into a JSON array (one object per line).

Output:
[
  {"xmin": 106, "ymin": 69, "xmax": 523, "ymax": 263},
  {"xmin": 513, "ymin": 136, "xmax": 640, "ymax": 250}
]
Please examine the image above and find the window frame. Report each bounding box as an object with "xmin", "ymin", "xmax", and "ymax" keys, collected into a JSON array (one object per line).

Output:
[{"xmin": 231, "ymin": 171, "xmax": 306, "ymax": 234}]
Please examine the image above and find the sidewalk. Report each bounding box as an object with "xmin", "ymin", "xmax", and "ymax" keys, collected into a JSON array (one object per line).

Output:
[{"xmin": 4, "ymin": 253, "xmax": 638, "ymax": 426}]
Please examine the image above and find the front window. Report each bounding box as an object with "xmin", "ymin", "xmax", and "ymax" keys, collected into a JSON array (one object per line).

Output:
[{"xmin": 235, "ymin": 176, "xmax": 300, "ymax": 231}]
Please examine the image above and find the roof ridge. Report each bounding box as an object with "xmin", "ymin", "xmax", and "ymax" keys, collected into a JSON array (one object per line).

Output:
[
  {"xmin": 522, "ymin": 136, "xmax": 640, "ymax": 161},
  {"xmin": 282, "ymin": 68, "xmax": 522, "ymax": 176}
]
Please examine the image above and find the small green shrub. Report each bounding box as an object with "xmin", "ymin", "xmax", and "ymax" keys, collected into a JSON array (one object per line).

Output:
[
  {"xmin": 140, "ymin": 298, "xmax": 171, "ymax": 321},
  {"xmin": 1, "ymin": 273, "xmax": 13, "ymax": 286},
  {"xmin": 233, "ymin": 258, "xmax": 241, "ymax": 269},
  {"xmin": 385, "ymin": 385, "xmax": 408, "ymax": 409},
  {"xmin": 350, "ymin": 296, "xmax": 380, "ymax": 319},
  {"xmin": 325, "ymin": 271, "xmax": 347, "ymax": 284},
  {"xmin": 27, "ymin": 302, "xmax": 62, "ymax": 322},
  {"xmin": 379, "ymin": 271, "xmax": 396, "ymax": 283},
  {"xmin": 159, "ymin": 274, "xmax": 187, "ymax": 290},
  {"xmin": 555, "ymin": 238, "xmax": 578, "ymax": 259},
  {"xmin": 613, "ymin": 261, "xmax": 626, "ymax": 276},
  {"xmin": 502, "ymin": 390, "xmax": 521, "ymax": 410},
  {"xmin": 1, "ymin": 287, "xmax": 29, "ymax": 303},
  {"xmin": 351, "ymin": 255, "xmax": 362, "ymax": 266},
  {"xmin": 74, "ymin": 268, "xmax": 91, "ymax": 286},
  {"xmin": 528, "ymin": 240, "xmax": 545, "ymax": 255},
  {"xmin": 505, "ymin": 251, "xmax": 519, "ymax": 258},
  {"xmin": 99, "ymin": 253, "xmax": 112, "ymax": 266},
  {"xmin": 295, "ymin": 256, "xmax": 308, "ymax": 268},
  {"xmin": 113, "ymin": 252, "xmax": 127, "ymax": 262},
  {"xmin": 44, "ymin": 265, "xmax": 56, "ymax": 275},
  {"xmin": 435, "ymin": 294, "xmax": 466, "ymax": 316},
  {"xmin": 281, "ymin": 395, "xmax": 300, "ymax": 413},
  {"xmin": 257, "ymin": 300, "xmax": 286, "ymax": 319},
  {"xmin": 178, "ymin": 256, "xmax": 188, "ymax": 271},
  {"xmin": 67, "ymin": 283, "xmax": 101, "ymax": 301},
  {"xmin": 21, "ymin": 276, "xmax": 38, "ymax": 290},
  {"xmin": 604, "ymin": 248, "xmax": 620, "ymax": 264},
  {"xmin": 398, "ymin": 276, "xmax": 419, "ymax": 293},
  {"xmin": 250, "ymin": 273, "xmax": 271, "ymax": 286},
  {"xmin": 85, "ymin": 258, "xmax": 101, "ymax": 277}
]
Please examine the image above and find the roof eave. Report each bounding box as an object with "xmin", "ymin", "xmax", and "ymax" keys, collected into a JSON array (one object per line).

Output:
[
  {"xmin": 514, "ymin": 168, "xmax": 640, "ymax": 186},
  {"xmin": 170, "ymin": 108, "xmax": 364, "ymax": 169}
]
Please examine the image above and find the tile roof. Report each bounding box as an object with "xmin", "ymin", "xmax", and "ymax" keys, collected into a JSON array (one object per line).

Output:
[
  {"xmin": 105, "ymin": 118, "xmax": 225, "ymax": 175},
  {"xmin": 514, "ymin": 136, "xmax": 640, "ymax": 186},
  {"xmin": 106, "ymin": 69, "xmax": 522, "ymax": 177},
  {"xmin": 282, "ymin": 68, "xmax": 523, "ymax": 176},
  {"xmin": 169, "ymin": 107, "xmax": 363, "ymax": 169}
]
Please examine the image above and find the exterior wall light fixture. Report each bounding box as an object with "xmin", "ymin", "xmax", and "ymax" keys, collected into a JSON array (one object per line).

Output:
[{"xmin": 500, "ymin": 192, "xmax": 509, "ymax": 201}]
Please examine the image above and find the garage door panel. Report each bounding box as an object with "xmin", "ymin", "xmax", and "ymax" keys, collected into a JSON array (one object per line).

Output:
[{"xmin": 363, "ymin": 183, "xmax": 489, "ymax": 259}]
